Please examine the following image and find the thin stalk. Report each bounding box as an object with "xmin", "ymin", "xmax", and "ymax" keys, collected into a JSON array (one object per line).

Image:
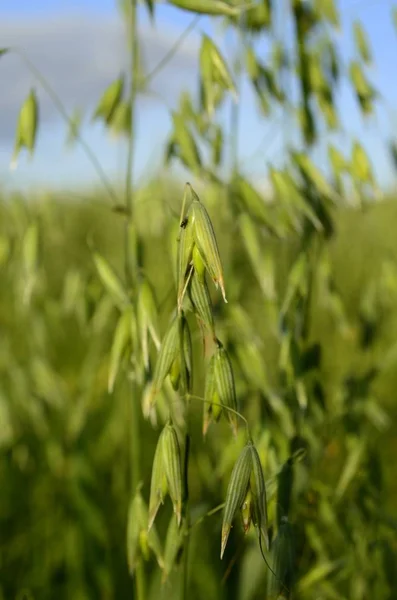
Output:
[
  {"xmin": 125, "ymin": 0, "xmax": 140, "ymax": 486},
  {"xmin": 141, "ymin": 15, "xmax": 201, "ymax": 89},
  {"xmin": 186, "ymin": 393, "xmax": 251, "ymax": 438},
  {"xmin": 124, "ymin": 2, "xmax": 145, "ymax": 599},
  {"xmin": 230, "ymin": 96, "xmax": 240, "ymax": 178},
  {"xmin": 229, "ymin": 29, "xmax": 243, "ymax": 177},
  {"xmin": 124, "ymin": 0, "xmax": 140, "ymax": 288},
  {"xmin": 189, "ymin": 503, "xmax": 225, "ymax": 531},
  {"xmin": 276, "ymin": 0, "xmax": 290, "ymax": 156},
  {"xmin": 182, "ymin": 431, "xmax": 191, "ymax": 600}
]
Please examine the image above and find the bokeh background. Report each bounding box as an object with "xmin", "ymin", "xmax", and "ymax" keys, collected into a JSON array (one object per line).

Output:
[{"xmin": 1, "ymin": 1, "xmax": 397, "ymax": 599}]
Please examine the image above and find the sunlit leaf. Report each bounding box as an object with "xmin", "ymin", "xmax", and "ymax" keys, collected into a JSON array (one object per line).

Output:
[
  {"xmin": 315, "ymin": 0, "xmax": 339, "ymax": 27},
  {"xmin": 108, "ymin": 100, "xmax": 131, "ymax": 138},
  {"xmin": 169, "ymin": 0, "xmax": 240, "ymax": 16},
  {"xmin": 93, "ymin": 76, "xmax": 124, "ymax": 125},
  {"xmin": 353, "ymin": 21, "xmax": 371, "ymax": 64},
  {"xmin": 200, "ymin": 35, "xmax": 236, "ymax": 117},
  {"xmin": 172, "ymin": 113, "xmax": 201, "ymax": 171},
  {"xmin": 351, "ymin": 140, "xmax": 373, "ymax": 183},
  {"xmin": 242, "ymin": 0, "xmax": 271, "ymax": 32},
  {"xmin": 93, "ymin": 252, "xmax": 129, "ymax": 306},
  {"xmin": 297, "ymin": 559, "xmax": 343, "ymax": 592},
  {"xmin": 12, "ymin": 89, "xmax": 39, "ymax": 165},
  {"xmin": 349, "ymin": 60, "xmax": 375, "ymax": 114},
  {"xmin": 335, "ymin": 437, "xmax": 365, "ymax": 500},
  {"xmin": 108, "ymin": 308, "xmax": 133, "ymax": 393},
  {"xmin": 292, "ymin": 152, "xmax": 337, "ymax": 202}
]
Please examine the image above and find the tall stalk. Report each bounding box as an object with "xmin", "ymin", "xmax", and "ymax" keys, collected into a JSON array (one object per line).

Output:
[
  {"xmin": 230, "ymin": 27, "xmax": 243, "ymax": 177},
  {"xmin": 124, "ymin": 1, "xmax": 145, "ymax": 599},
  {"xmin": 125, "ymin": 0, "xmax": 139, "ymax": 289},
  {"xmin": 182, "ymin": 428, "xmax": 191, "ymax": 600}
]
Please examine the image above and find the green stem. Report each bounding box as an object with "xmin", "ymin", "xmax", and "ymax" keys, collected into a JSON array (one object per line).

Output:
[
  {"xmin": 182, "ymin": 431, "xmax": 191, "ymax": 600},
  {"xmin": 276, "ymin": 0, "xmax": 290, "ymax": 156},
  {"xmin": 12, "ymin": 48, "xmax": 118, "ymax": 206},
  {"xmin": 189, "ymin": 503, "xmax": 225, "ymax": 531},
  {"xmin": 125, "ymin": 0, "xmax": 140, "ymax": 483},
  {"xmin": 186, "ymin": 393, "xmax": 251, "ymax": 438},
  {"xmin": 141, "ymin": 16, "xmax": 201, "ymax": 89},
  {"xmin": 229, "ymin": 28, "xmax": 243, "ymax": 176},
  {"xmin": 125, "ymin": 2, "xmax": 145, "ymax": 599},
  {"xmin": 124, "ymin": 0, "xmax": 140, "ymax": 288}
]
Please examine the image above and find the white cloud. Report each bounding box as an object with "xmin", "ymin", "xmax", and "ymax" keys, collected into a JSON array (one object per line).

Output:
[{"xmin": 0, "ymin": 12, "xmax": 199, "ymax": 142}]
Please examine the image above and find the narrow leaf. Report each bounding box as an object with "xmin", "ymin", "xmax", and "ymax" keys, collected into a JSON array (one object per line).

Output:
[
  {"xmin": 173, "ymin": 113, "xmax": 201, "ymax": 172},
  {"xmin": 93, "ymin": 76, "xmax": 124, "ymax": 124},
  {"xmin": 13, "ymin": 89, "xmax": 39, "ymax": 164},
  {"xmin": 93, "ymin": 252, "xmax": 129, "ymax": 306},
  {"xmin": 108, "ymin": 308, "xmax": 132, "ymax": 393},
  {"xmin": 335, "ymin": 437, "xmax": 365, "ymax": 500},
  {"xmin": 353, "ymin": 21, "xmax": 371, "ymax": 64},
  {"xmin": 137, "ymin": 279, "xmax": 160, "ymax": 369},
  {"xmin": 169, "ymin": 0, "xmax": 240, "ymax": 16},
  {"xmin": 162, "ymin": 515, "xmax": 186, "ymax": 582},
  {"xmin": 65, "ymin": 108, "xmax": 83, "ymax": 148},
  {"xmin": 277, "ymin": 459, "xmax": 293, "ymax": 526},
  {"xmin": 127, "ymin": 489, "xmax": 163, "ymax": 574},
  {"xmin": 267, "ymin": 519, "xmax": 295, "ymax": 598}
]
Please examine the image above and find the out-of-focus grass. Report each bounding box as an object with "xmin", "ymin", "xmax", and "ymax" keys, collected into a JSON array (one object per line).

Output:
[{"xmin": 0, "ymin": 182, "xmax": 396, "ymax": 599}]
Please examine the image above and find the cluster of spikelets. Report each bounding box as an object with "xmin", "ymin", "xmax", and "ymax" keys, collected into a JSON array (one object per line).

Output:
[{"xmin": 127, "ymin": 184, "xmax": 295, "ymax": 595}]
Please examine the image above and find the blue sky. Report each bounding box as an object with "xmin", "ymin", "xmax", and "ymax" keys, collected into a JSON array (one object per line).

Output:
[{"xmin": 1, "ymin": 0, "xmax": 397, "ymax": 194}]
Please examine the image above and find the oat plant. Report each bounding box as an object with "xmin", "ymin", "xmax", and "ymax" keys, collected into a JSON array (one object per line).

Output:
[
  {"xmin": 2, "ymin": 1, "xmax": 397, "ymax": 599},
  {"xmin": 136, "ymin": 180, "xmax": 286, "ymax": 598}
]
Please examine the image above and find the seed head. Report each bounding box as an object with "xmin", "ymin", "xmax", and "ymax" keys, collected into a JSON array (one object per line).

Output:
[
  {"xmin": 148, "ymin": 423, "xmax": 183, "ymax": 530},
  {"xmin": 151, "ymin": 317, "xmax": 179, "ymax": 399},
  {"xmin": 181, "ymin": 314, "xmax": 193, "ymax": 394},
  {"xmin": 177, "ymin": 185, "xmax": 227, "ymax": 308},
  {"xmin": 188, "ymin": 268, "xmax": 215, "ymax": 336},
  {"xmin": 177, "ymin": 209, "xmax": 195, "ymax": 310},
  {"xmin": 148, "ymin": 430, "xmax": 169, "ymax": 530},
  {"xmin": 192, "ymin": 244, "xmax": 206, "ymax": 281},
  {"xmin": 214, "ymin": 341, "xmax": 238, "ymax": 435},
  {"xmin": 151, "ymin": 315, "xmax": 192, "ymax": 401},
  {"xmin": 267, "ymin": 517, "xmax": 295, "ymax": 599},
  {"xmin": 221, "ymin": 442, "xmax": 269, "ymax": 558},
  {"xmin": 249, "ymin": 444, "xmax": 269, "ymax": 550},
  {"xmin": 190, "ymin": 193, "xmax": 227, "ymax": 302},
  {"xmin": 169, "ymin": 355, "xmax": 181, "ymax": 391},
  {"xmin": 162, "ymin": 423, "xmax": 183, "ymax": 526},
  {"xmin": 221, "ymin": 445, "xmax": 252, "ymax": 559},
  {"xmin": 203, "ymin": 353, "xmax": 221, "ymax": 435},
  {"xmin": 203, "ymin": 341, "xmax": 238, "ymax": 436},
  {"xmin": 127, "ymin": 487, "xmax": 163, "ymax": 575},
  {"xmin": 241, "ymin": 488, "xmax": 253, "ymax": 533}
]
